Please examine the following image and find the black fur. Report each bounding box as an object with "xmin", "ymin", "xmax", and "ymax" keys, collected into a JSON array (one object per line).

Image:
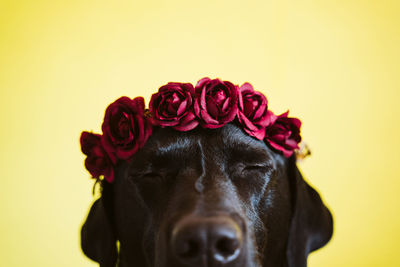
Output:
[{"xmin": 81, "ymin": 124, "xmax": 333, "ymax": 267}]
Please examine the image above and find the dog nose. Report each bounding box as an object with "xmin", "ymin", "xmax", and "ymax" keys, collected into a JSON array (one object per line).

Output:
[{"xmin": 171, "ymin": 216, "xmax": 242, "ymax": 265}]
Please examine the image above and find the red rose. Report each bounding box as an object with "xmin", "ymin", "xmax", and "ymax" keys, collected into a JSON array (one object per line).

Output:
[
  {"xmin": 265, "ymin": 111, "xmax": 302, "ymax": 157},
  {"xmin": 237, "ymin": 83, "xmax": 276, "ymax": 140},
  {"xmin": 194, "ymin": 78, "xmax": 238, "ymax": 128},
  {"xmin": 149, "ymin": 82, "xmax": 198, "ymax": 131},
  {"xmin": 101, "ymin": 97, "xmax": 152, "ymax": 162},
  {"xmin": 80, "ymin": 132, "xmax": 114, "ymax": 183}
]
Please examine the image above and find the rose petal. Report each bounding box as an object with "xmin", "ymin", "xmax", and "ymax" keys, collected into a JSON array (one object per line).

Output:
[
  {"xmin": 239, "ymin": 112, "xmax": 259, "ymax": 132},
  {"xmin": 195, "ymin": 77, "xmax": 211, "ymax": 88},
  {"xmin": 200, "ymin": 109, "xmax": 219, "ymax": 125},
  {"xmin": 206, "ymin": 96, "xmax": 221, "ymax": 118},
  {"xmin": 221, "ymin": 97, "xmax": 230, "ymax": 113},
  {"xmin": 176, "ymin": 99, "xmax": 188, "ymax": 116},
  {"xmin": 253, "ymin": 99, "xmax": 267, "ymax": 119},
  {"xmin": 239, "ymin": 82, "xmax": 254, "ymax": 92},
  {"xmin": 173, "ymin": 119, "xmax": 199, "ymax": 131}
]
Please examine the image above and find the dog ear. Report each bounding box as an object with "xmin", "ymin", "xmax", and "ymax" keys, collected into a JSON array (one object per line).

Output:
[
  {"xmin": 286, "ymin": 156, "xmax": 333, "ymax": 267},
  {"xmin": 81, "ymin": 183, "xmax": 117, "ymax": 267}
]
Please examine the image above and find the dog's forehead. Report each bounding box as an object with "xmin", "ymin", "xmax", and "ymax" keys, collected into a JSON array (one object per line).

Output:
[
  {"xmin": 144, "ymin": 124, "xmax": 283, "ymax": 165},
  {"xmin": 147, "ymin": 124, "xmax": 258, "ymax": 149}
]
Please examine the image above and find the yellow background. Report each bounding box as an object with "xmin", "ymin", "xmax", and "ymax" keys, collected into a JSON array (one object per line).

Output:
[{"xmin": 1, "ymin": 0, "xmax": 399, "ymax": 266}]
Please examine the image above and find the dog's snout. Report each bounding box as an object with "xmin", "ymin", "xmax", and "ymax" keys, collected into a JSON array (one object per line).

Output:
[{"xmin": 171, "ymin": 216, "xmax": 243, "ymax": 265}]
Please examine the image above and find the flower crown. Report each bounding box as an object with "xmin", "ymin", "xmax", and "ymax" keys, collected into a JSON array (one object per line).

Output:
[{"xmin": 80, "ymin": 78, "xmax": 302, "ymax": 183}]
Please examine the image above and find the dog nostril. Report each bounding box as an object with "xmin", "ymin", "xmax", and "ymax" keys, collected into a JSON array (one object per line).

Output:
[
  {"xmin": 177, "ymin": 239, "xmax": 200, "ymax": 258},
  {"xmin": 214, "ymin": 236, "xmax": 241, "ymax": 263},
  {"xmin": 216, "ymin": 236, "xmax": 239, "ymax": 256},
  {"xmin": 172, "ymin": 226, "xmax": 206, "ymax": 264}
]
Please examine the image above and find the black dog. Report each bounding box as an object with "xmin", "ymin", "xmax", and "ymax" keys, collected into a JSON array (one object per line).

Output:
[{"xmin": 81, "ymin": 124, "xmax": 333, "ymax": 267}]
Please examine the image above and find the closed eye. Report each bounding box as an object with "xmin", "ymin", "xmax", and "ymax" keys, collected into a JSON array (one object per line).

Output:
[
  {"xmin": 230, "ymin": 163, "xmax": 273, "ymax": 190},
  {"xmin": 241, "ymin": 164, "xmax": 272, "ymax": 175}
]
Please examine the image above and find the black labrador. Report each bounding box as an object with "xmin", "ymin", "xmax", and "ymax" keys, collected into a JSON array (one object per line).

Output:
[{"xmin": 81, "ymin": 124, "xmax": 333, "ymax": 267}]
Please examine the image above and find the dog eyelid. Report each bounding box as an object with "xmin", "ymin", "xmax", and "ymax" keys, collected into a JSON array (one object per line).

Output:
[
  {"xmin": 243, "ymin": 164, "xmax": 271, "ymax": 171},
  {"xmin": 239, "ymin": 163, "xmax": 273, "ymax": 175}
]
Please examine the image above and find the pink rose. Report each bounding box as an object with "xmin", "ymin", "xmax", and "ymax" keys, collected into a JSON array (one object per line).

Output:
[
  {"xmin": 149, "ymin": 82, "xmax": 198, "ymax": 131},
  {"xmin": 101, "ymin": 97, "xmax": 152, "ymax": 162},
  {"xmin": 265, "ymin": 111, "xmax": 302, "ymax": 157},
  {"xmin": 194, "ymin": 78, "xmax": 238, "ymax": 128},
  {"xmin": 80, "ymin": 132, "xmax": 114, "ymax": 183},
  {"xmin": 237, "ymin": 83, "xmax": 276, "ymax": 140}
]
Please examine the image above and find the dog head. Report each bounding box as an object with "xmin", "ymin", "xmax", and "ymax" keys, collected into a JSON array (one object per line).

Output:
[{"xmin": 81, "ymin": 123, "xmax": 333, "ymax": 267}]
